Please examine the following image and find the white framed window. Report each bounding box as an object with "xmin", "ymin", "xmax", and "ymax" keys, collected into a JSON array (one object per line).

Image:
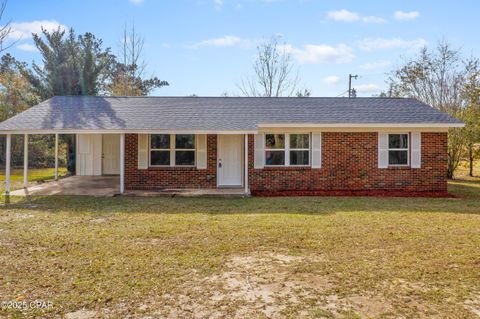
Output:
[
  {"xmin": 265, "ymin": 133, "xmax": 310, "ymax": 167},
  {"xmin": 388, "ymin": 133, "xmax": 409, "ymax": 166},
  {"xmin": 150, "ymin": 134, "xmax": 170, "ymax": 166},
  {"xmin": 265, "ymin": 134, "xmax": 285, "ymax": 166},
  {"xmin": 289, "ymin": 134, "xmax": 310, "ymax": 166},
  {"xmin": 150, "ymin": 134, "xmax": 196, "ymax": 167}
]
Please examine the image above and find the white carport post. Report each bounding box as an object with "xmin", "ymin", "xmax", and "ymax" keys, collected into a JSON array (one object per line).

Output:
[
  {"xmin": 23, "ymin": 134, "xmax": 28, "ymax": 188},
  {"xmin": 5, "ymin": 133, "xmax": 11, "ymax": 195},
  {"xmin": 120, "ymin": 133, "xmax": 125, "ymax": 194},
  {"xmin": 54, "ymin": 133, "xmax": 59, "ymax": 181},
  {"xmin": 244, "ymin": 134, "xmax": 249, "ymax": 194}
]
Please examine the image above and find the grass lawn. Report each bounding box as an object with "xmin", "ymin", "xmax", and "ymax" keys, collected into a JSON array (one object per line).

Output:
[
  {"xmin": 0, "ymin": 171, "xmax": 480, "ymax": 318},
  {"xmin": 0, "ymin": 168, "xmax": 68, "ymax": 193}
]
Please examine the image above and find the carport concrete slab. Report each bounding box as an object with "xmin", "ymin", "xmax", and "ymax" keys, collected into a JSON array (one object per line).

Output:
[{"xmin": 9, "ymin": 176, "xmax": 120, "ymax": 197}]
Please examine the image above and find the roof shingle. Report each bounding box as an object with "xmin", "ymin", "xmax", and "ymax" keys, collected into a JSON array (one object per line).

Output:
[{"xmin": 0, "ymin": 96, "xmax": 463, "ymax": 132}]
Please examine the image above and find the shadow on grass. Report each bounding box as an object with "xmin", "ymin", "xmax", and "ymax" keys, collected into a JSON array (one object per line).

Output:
[{"xmin": 1, "ymin": 178, "xmax": 480, "ymax": 216}]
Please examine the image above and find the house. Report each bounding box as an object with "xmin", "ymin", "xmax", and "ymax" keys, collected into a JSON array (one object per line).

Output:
[{"xmin": 0, "ymin": 96, "xmax": 463, "ymax": 196}]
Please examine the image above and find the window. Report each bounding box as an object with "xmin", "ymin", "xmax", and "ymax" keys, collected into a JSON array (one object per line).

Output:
[
  {"xmin": 388, "ymin": 134, "xmax": 409, "ymax": 166},
  {"xmin": 265, "ymin": 133, "xmax": 310, "ymax": 166},
  {"xmin": 175, "ymin": 134, "xmax": 195, "ymax": 166},
  {"xmin": 150, "ymin": 134, "xmax": 170, "ymax": 166},
  {"xmin": 150, "ymin": 134, "xmax": 195, "ymax": 166},
  {"xmin": 290, "ymin": 134, "xmax": 310, "ymax": 166},
  {"xmin": 265, "ymin": 134, "xmax": 285, "ymax": 166}
]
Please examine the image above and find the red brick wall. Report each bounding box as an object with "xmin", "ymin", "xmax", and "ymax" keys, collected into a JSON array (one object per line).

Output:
[
  {"xmin": 125, "ymin": 134, "xmax": 217, "ymax": 190},
  {"xmin": 125, "ymin": 132, "xmax": 448, "ymax": 194},
  {"xmin": 249, "ymin": 132, "xmax": 448, "ymax": 194}
]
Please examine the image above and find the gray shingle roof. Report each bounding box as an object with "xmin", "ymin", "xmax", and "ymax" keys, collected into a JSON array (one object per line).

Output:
[{"xmin": 0, "ymin": 96, "xmax": 463, "ymax": 132}]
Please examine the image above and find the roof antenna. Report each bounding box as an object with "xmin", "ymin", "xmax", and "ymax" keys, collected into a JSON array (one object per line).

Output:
[{"xmin": 348, "ymin": 74, "xmax": 358, "ymax": 98}]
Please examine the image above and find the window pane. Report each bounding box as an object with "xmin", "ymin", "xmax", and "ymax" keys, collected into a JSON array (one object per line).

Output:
[
  {"xmin": 389, "ymin": 150, "xmax": 408, "ymax": 165},
  {"xmin": 151, "ymin": 134, "xmax": 170, "ymax": 149},
  {"xmin": 175, "ymin": 151, "xmax": 195, "ymax": 166},
  {"xmin": 151, "ymin": 151, "xmax": 170, "ymax": 165},
  {"xmin": 175, "ymin": 134, "xmax": 195, "ymax": 149},
  {"xmin": 265, "ymin": 151, "xmax": 285, "ymax": 165},
  {"xmin": 290, "ymin": 150, "xmax": 309, "ymax": 165},
  {"xmin": 389, "ymin": 134, "xmax": 408, "ymax": 149},
  {"xmin": 265, "ymin": 134, "xmax": 285, "ymax": 149},
  {"xmin": 290, "ymin": 134, "xmax": 309, "ymax": 149}
]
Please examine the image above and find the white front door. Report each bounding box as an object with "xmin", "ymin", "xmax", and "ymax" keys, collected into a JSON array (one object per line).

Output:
[
  {"xmin": 102, "ymin": 134, "xmax": 120, "ymax": 175},
  {"xmin": 217, "ymin": 135, "xmax": 243, "ymax": 187}
]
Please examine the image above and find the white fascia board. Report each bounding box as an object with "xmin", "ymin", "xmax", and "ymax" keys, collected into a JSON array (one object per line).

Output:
[{"xmin": 258, "ymin": 123, "xmax": 465, "ymax": 128}]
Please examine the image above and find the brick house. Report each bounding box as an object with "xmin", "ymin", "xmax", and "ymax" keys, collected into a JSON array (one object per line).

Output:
[{"xmin": 0, "ymin": 96, "xmax": 463, "ymax": 196}]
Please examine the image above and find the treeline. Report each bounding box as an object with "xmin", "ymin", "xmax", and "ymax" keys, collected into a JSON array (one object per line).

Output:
[{"xmin": 383, "ymin": 41, "xmax": 480, "ymax": 178}]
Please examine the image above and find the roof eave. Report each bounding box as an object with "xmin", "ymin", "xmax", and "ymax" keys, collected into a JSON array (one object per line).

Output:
[{"xmin": 258, "ymin": 123, "xmax": 465, "ymax": 128}]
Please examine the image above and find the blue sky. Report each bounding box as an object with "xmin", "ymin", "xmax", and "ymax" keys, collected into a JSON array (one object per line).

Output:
[{"xmin": 7, "ymin": 0, "xmax": 480, "ymax": 97}]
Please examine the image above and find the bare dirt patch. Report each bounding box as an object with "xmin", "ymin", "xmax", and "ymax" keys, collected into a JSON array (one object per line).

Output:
[
  {"xmin": 138, "ymin": 252, "xmax": 338, "ymax": 318},
  {"xmin": 140, "ymin": 252, "xmax": 400, "ymax": 318},
  {"xmin": 64, "ymin": 310, "xmax": 98, "ymax": 319},
  {"xmin": 464, "ymin": 292, "xmax": 480, "ymax": 317},
  {"xmin": 0, "ymin": 211, "xmax": 34, "ymax": 222}
]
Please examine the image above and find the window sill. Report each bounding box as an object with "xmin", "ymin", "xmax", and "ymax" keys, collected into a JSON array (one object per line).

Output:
[
  {"xmin": 263, "ymin": 166, "xmax": 312, "ymax": 170},
  {"xmin": 387, "ymin": 166, "xmax": 411, "ymax": 170},
  {"xmin": 148, "ymin": 166, "xmax": 197, "ymax": 170}
]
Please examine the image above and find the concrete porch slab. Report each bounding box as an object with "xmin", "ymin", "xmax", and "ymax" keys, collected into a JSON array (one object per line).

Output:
[
  {"xmin": 7, "ymin": 176, "xmax": 247, "ymax": 198},
  {"xmin": 9, "ymin": 176, "xmax": 120, "ymax": 197}
]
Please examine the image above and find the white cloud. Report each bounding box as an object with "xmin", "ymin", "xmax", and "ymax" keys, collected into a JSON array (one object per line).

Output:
[
  {"xmin": 129, "ymin": 0, "xmax": 144, "ymax": 5},
  {"xmin": 394, "ymin": 10, "xmax": 420, "ymax": 21},
  {"xmin": 323, "ymin": 75, "xmax": 340, "ymax": 85},
  {"xmin": 355, "ymin": 84, "xmax": 380, "ymax": 93},
  {"xmin": 16, "ymin": 43, "xmax": 38, "ymax": 52},
  {"xmin": 191, "ymin": 35, "xmax": 251, "ymax": 49},
  {"xmin": 281, "ymin": 43, "xmax": 354, "ymax": 64},
  {"xmin": 213, "ymin": 0, "xmax": 223, "ymax": 9},
  {"xmin": 327, "ymin": 9, "xmax": 359, "ymax": 22},
  {"xmin": 362, "ymin": 16, "xmax": 386, "ymax": 24},
  {"xmin": 327, "ymin": 9, "xmax": 386, "ymax": 24},
  {"xmin": 9, "ymin": 20, "xmax": 66, "ymax": 41},
  {"xmin": 357, "ymin": 37, "xmax": 427, "ymax": 51},
  {"xmin": 360, "ymin": 60, "xmax": 392, "ymax": 70}
]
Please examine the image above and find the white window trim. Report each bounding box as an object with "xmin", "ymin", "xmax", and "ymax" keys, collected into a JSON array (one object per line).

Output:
[
  {"xmin": 289, "ymin": 133, "xmax": 311, "ymax": 167},
  {"xmin": 264, "ymin": 133, "xmax": 311, "ymax": 167},
  {"xmin": 265, "ymin": 133, "xmax": 286, "ymax": 167},
  {"xmin": 387, "ymin": 133, "xmax": 410, "ymax": 167},
  {"xmin": 149, "ymin": 134, "xmax": 196, "ymax": 167}
]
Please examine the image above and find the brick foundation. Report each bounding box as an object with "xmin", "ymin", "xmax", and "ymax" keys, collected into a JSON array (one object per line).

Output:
[{"xmin": 125, "ymin": 132, "xmax": 448, "ymax": 196}]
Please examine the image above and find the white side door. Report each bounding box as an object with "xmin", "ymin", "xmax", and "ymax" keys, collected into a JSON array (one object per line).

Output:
[
  {"xmin": 217, "ymin": 135, "xmax": 243, "ymax": 187},
  {"xmin": 76, "ymin": 134, "xmax": 102, "ymax": 176},
  {"xmin": 102, "ymin": 134, "xmax": 120, "ymax": 175}
]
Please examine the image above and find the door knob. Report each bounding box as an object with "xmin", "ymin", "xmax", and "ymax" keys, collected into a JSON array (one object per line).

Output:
[{"xmin": 218, "ymin": 162, "xmax": 222, "ymax": 168}]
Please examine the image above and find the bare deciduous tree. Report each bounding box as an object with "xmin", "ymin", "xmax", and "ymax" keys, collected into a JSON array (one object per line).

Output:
[
  {"xmin": 239, "ymin": 37, "xmax": 299, "ymax": 97},
  {"xmin": 387, "ymin": 41, "xmax": 480, "ymax": 178},
  {"xmin": 107, "ymin": 22, "xmax": 168, "ymax": 96},
  {"xmin": 0, "ymin": 0, "xmax": 13, "ymax": 53},
  {"xmin": 121, "ymin": 23, "xmax": 146, "ymax": 95}
]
